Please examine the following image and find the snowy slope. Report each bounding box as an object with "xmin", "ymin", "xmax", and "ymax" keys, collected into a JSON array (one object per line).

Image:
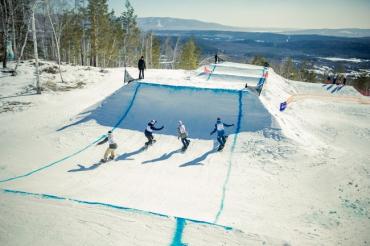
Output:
[{"xmin": 0, "ymin": 61, "xmax": 369, "ymax": 245}]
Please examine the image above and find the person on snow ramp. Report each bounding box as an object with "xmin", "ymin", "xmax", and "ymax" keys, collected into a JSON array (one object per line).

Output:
[
  {"xmin": 177, "ymin": 120, "xmax": 190, "ymax": 151},
  {"xmin": 145, "ymin": 120, "xmax": 164, "ymax": 147},
  {"xmin": 210, "ymin": 117, "xmax": 234, "ymax": 151},
  {"xmin": 97, "ymin": 131, "xmax": 117, "ymax": 162}
]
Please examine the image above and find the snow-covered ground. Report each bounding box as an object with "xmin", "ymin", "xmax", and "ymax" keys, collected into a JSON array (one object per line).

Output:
[{"xmin": 0, "ymin": 61, "xmax": 369, "ymax": 245}]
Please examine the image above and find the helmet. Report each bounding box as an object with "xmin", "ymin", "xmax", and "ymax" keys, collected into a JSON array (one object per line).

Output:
[
  {"xmin": 150, "ymin": 120, "xmax": 156, "ymax": 124},
  {"xmin": 178, "ymin": 120, "xmax": 183, "ymax": 125}
]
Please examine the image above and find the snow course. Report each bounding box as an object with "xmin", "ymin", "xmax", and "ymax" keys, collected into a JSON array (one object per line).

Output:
[{"xmin": 1, "ymin": 61, "xmax": 369, "ymax": 245}]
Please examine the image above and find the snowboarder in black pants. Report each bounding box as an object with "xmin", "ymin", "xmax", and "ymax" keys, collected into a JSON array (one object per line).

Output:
[
  {"xmin": 177, "ymin": 120, "xmax": 190, "ymax": 151},
  {"xmin": 144, "ymin": 120, "xmax": 164, "ymax": 146},
  {"xmin": 215, "ymin": 53, "xmax": 219, "ymax": 64},
  {"xmin": 97, "ymin": 131, "xmax": 117, "ymax": 162},
  {"xmin": 210, "ymin": 117, "xmax": 234, "ymax": 151},
  {"xmin": 138, "ymin": 56, "xmax": 146, "ymax": 79}
]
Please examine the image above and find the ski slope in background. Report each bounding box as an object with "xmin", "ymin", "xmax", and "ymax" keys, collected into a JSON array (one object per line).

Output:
[{"xmin": 0, "ymin": 61, "xmax": 369, "ymax": 245}]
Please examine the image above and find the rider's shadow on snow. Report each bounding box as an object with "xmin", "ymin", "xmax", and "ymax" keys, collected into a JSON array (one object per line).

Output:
[
  {"xmin": 179, "ymin": 142, "xmax": 219, "ymax": 167},
  {"xmin": 326, "ymin": 84, "xmax": 334, "ymax": 91},
  {"xmin": 142, "ymin": 148, "xmax": 183, "ymax": 164},
  {"xmin": 331, "ymin": 85, "xmax": 344, "ymax": 94},
  {"xmin": 67, "ymin": 163, "xmax": 102, "ymax": 172},
  {"xmin": 116, "ymin": 146, "xmax": 146, "ymax": 161}
]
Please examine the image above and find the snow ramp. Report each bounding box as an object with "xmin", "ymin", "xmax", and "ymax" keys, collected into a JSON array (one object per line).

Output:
[
  {"xmin": 197, "ymin": 62, "xmax": 265, "ymax": 87},
  {"xmin": 59, "ymin": 81, "xmax": 275, "ymax": 139}
]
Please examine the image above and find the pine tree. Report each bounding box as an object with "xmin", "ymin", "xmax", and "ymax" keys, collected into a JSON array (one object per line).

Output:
[
  {"xmin": 178, "ymin": 38, "xmax": 199, "ymax": 70},
  {"xmin": 120, "ymin": 0, "xmax": 140, "ymax": 66},
  {"xmin": 151, "ymin": 36, "xmax": 160, "ymax": 69},
  {"xmin": 87, "ymin": 0, "xmax": 109, "ymax": 67},
  {"xmin": 298, "ymin": 61, "xmax": 317, "ymax": 82},
  {"xmin": 250, "ymin": 55, "xmax": 268, "ymax": 66},
  {"xmin": 351, "ymin": 74, "xmax": 370, "ymax": 93},
  {"xmin": 281, "ymin": 57, "xmax": 298, "ymax": 80}
]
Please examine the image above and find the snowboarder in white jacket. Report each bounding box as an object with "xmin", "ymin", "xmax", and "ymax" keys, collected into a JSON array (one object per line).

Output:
[
  {"xmin": 97, "ymin": 131, "xmax": 117, "ymax": 162},
  {"xmin": 177, "ymin": 120, "xmax": 190, "ymax": 150},
  {"xmin": 210, "ymin": 117, "xmax": 234, "ymax": 150},
  {"xmin": 144, "ymin": 120, "xmax": 164, "ymax": 146}
]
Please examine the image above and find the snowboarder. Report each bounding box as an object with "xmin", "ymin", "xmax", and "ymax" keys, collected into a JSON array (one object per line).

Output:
[
  {"xmin": 215, "ymin": 53, "xmax": 219, "ymax": 64},
  {"xmin": 144, "ymin": 120, "xmax": 164, "ymax": 147},
  {"xmin": 177, "ymin": 120, "xmax": 190, "ymax": 151},
  {"xmin": 97, "ymin": 131, "xmax": 117, "ymax": 163},
  {"xmin": 138, "ymin": 56, "xmax": 146, "ymax": 79},
  {"xmin": 210, "ymin": 117, "xmax": 234, "ymax": 151}
]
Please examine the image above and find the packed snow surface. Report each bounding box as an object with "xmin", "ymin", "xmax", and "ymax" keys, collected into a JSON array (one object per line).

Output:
[{"xmin": 0, "ymin": 61, "xmax": 369, "ymax": 245}]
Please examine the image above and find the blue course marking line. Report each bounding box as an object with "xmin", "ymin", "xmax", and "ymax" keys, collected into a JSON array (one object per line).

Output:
[
  {"xmin": 138, "ymin": 81, "xmax": 245, "ymax": 94},
  {"xmin": 170, "ymin": 218, "xmax": 187, "ymax": 246},
  {"xmin": 207, "ymin": 64, "xmax": 217, "ymax": 81},
  {"xmin": 214, "ymin": 90, "xmax": 244, "ymax": 223},
  {"xmin": 1, "ymin": 188, "xmax": 235, "ymax": 232},
  {"xmin": 0, "ymin": 135, "xmax": 105, "ymax": 183},
  {"xmin": 111, "ymin": 83, "xmax": 141, "ymax": 131},
  {"xmin": 0, "ymin": 83, "xmax": 142, "ymax": 184}
]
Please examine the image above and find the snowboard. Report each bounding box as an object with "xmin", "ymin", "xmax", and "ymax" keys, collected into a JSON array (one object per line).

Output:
[
  {"xmin": 217, "ymin": 136, "xmax": 228, "ymax": 152},
  {"xmin": 144, "ymin": 139, "xmax": 156, "ymax": 149},
  {"xmin": 181, "ymin": 140, "xmax": 191, "ymax": 152},
  {"xmin": 100, "ymin": 157, "xmax": 114, "ymax": 163}
]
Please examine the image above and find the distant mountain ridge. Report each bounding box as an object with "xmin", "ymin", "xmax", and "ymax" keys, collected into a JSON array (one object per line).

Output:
[
  {"xmin": 137, "ymin": 17, "xmax": 370, "ymax": 38},
  {"xmin": 137, "ymin": 17, "xmax": 293, "ymax": 33}
]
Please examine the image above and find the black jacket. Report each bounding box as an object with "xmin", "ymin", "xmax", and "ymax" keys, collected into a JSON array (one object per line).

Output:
[
  {"xmin": 145, "ymin": 123, "xmax": 164, "ymax": 135},
  {"xmin": 138, "ymin": 58, "xmax": 146, "ymax": 70}
]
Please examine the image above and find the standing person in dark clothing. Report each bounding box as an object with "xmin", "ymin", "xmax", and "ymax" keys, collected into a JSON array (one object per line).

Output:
[
  {"xmin": 215, "ymin": 53, "xmax": 219, "ymax": 64},
  {"xmin": 342, "ymin": 76, "xmax": 347, "ymax": 85},
  {"xmin": 138, "ymin": 56, "xmax": 146, "ymax": 79},
  {"xmin": 144, "ymin": 120, "xmax": 164, "ymax": 147},
  {"xmin": 333, "ymin": 74, "xmax": 338, "ymax": 85}
]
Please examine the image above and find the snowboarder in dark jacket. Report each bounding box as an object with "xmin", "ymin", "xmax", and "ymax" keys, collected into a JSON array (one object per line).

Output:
[
  {"xmin": 144, "ymin": 120, "xmax": 164, "ymax": 146},
  {"xmin": 97, "ymin": 131, "xmax": 117, "ymax": 162},
  {"xmin": 138, "ymin": 56, "xmax": 146, "ymax": 79},
  {"xmin": 210, "ymin": 117, "xmax": 234, "ymax": 150}
]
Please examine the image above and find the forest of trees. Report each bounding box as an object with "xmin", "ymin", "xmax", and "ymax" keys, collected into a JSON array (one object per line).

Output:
[
  {"xmin": 1, "ymin": 1, "xmax": 367, "ymax": 94},
  {"xmin": 0, "ymin": 0, "xmax": 200, "ymax": 72}
]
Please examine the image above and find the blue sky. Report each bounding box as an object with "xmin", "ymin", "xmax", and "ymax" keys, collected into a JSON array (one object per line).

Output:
[{"xmin": 108, "ymin": 0, "xmax": 370, "ymax": 29}]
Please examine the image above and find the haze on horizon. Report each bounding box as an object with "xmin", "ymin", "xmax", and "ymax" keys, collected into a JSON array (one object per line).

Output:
[{"xmin": 108, "ymin": 0, "xmax": 370, "ymax": 29}]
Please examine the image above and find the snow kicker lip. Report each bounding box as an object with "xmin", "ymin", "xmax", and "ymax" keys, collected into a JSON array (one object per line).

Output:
[{"xmin": 59, "ymin": 81, "xmax": 276, "ymax": 140}]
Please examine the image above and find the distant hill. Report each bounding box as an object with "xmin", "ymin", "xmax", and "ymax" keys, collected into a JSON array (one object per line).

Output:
[
  {"xmin": 137, "ymin": 17, "xmax": 291, "ymax": 33},
  {"xmin": 138, "ymin": 17, "xmax": 370, "ymax": 38},
  {"xmin": 283, "ymin": 29, "xmax": 370, "ymax": 38}
]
